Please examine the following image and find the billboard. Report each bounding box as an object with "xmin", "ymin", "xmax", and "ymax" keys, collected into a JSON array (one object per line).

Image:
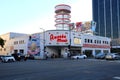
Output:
[
  {"xmin": 74, "ymin": 21, "xmax": 96, "ymax": 32},
  {"xmin": 76, "ymin": 22, "xmax": 82, "ymax": 31},
  {"xmin": 91, "ymin": 21, "xmax": 96, "ymax": 32},
  {"xmin": 84, "ymin": 21, "xmax": 91, "ymax": 30}
]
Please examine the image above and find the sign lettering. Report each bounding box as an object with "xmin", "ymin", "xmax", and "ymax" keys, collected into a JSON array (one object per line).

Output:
[{"xmin": 50, "ymin": 34, "xmax": 68, "ymax": 42}]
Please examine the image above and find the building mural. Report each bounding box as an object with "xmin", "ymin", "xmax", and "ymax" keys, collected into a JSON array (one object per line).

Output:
[
  {"xmin": 75, "ymin": 21, "xmax": 96, "ymax": 33},
  {"xmin": 27, "ymin": 33, "xmax": 40, "ymax": 55}
]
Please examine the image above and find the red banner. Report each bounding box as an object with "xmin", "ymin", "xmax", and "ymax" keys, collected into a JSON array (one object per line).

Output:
[{"xmin": 83, "ymin": 44, "xmax": 111, "ymax": 48}]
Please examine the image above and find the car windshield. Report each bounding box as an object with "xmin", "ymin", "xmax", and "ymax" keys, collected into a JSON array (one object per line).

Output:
[
  {"xmin": 113, "ymin": 53, "xmax": 120, "ymax": 56},
  {"xmin": 2, "ymin": 55, "xmax": 12, "ymax": 57},
  {"xmin": 75, "ymin": 54, "xmax": 84, "ymax": 56},
  {"xmin": 97, "ymin": 53, "xmax": 104, "ymax": 55}
]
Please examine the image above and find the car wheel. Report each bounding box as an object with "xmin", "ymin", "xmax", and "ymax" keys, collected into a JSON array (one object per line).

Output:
[
  {"xmin": 84, "ymin": 57, "xmax": 86, "ymax": 59},
  {"xmin": 11, "ymin": 59, "xmax": 14, "ymax": 62},
  {"xmin": 8, "ymin": 59, "xmax": 11, "ymax": 62},
  {"xmin": 77, "ymin": 57, "xmax": 79, "ymax": 59}
]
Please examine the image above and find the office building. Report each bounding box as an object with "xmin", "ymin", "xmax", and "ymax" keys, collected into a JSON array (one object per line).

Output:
[{"xmin": 92, "ymin": 0, "xmax": 120, "ymax": 39}]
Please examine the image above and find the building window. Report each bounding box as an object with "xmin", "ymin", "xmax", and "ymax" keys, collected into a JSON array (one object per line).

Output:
[
  {"xmin": 99, "ymin": 40, "xmax": 101, "ymax": 44},
  {"xmin": 14, "ymin": 41, "xmax": 18, "ymax": 45},
  {"xmin": 0, "ymin": 48, "xmax": 2, "ymax": 51},
  {"xmin": 103, "ymin": 41, "xmax": 104, "ymax": 44},
  {"xmin": 85, "ymin": 39, "xmax": 87, "ymax": 43},
  {"xmin": 94, "ymin": 40, "xmax": 96, "ymax": 43},
  {"xmin": 19, "ymin": 49, "xmax": 24, "ymax": 54},
  {"xmin": 91, "ymin": 39, "xmax": 92, "ymax": 43},
  {"xmin": 88, "ymin": 39, "xmax": 89, "ymax": 43},
  {"xmin": 97, "ymin": 40, "xmax": 99, "ymax": 44},
  {"xmin": 4, "ymin": 48, "xmax": 6, "ymax": 51},
  {"xmin": 14, "ymin": 50, "xmax": 18, "ymax": 54}
]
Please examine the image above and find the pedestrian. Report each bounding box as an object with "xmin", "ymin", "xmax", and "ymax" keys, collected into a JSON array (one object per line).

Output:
[{"xmin": 24, "ymin": 54, "xmax": 29, "ymax": 61}]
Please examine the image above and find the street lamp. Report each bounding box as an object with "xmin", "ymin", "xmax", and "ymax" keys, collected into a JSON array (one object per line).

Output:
[{"xmin": 40, "ymin": 28, "xmax": 45, "ymax": 54}]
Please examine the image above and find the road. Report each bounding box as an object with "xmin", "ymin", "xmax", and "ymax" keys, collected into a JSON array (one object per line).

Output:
[{"xmin": 0, "ymin": 59, "xmax": 120, "ymax": 80}]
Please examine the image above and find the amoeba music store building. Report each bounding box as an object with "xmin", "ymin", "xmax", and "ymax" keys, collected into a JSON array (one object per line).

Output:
[
  {"xmin": 0, "ymin": 30, "xmax": 111, "ymax": 59},
  {"xmin": 45, "ymin": 30, "xmax": 111, "ymax": 58}
]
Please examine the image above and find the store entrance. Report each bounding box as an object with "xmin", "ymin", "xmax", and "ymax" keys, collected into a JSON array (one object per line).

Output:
[
  {"xmin": 69, "ymin": 47, "xmax": 82, "ymax": 56},
  {"xmin": 84, "ymin": 50, "xmax": 93, "ymax": 58},
  {"xmin": 47, "ymin": 46, "xmax": 62, "ymax": 58},
  {"xmin": 58, "ymin": 49, "xmax": 61, "ymax": 58}
]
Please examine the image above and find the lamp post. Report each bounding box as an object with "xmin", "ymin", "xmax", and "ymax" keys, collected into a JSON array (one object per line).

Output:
[{"xmin": 40, "ymin": 28, "xmax": 45, "ymax": 54}]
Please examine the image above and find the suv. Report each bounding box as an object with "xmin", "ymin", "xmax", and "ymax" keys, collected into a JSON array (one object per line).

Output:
[{"xmin": 1, "ymin": 55, "xmax": 15, "ymax": 63}]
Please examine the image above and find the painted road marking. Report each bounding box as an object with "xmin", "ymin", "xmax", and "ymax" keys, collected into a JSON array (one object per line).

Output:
[{"xmin": 113, "ymin": 76, "xmax": 120, "ymax": 79}]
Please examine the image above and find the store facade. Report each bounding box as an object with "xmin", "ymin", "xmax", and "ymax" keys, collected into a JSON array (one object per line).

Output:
[
  {"xmin": 0, "ymin": 30, "xmax": 111, "ymax": 59},
  {"xmin": 44, "ymin": 30, "xmax": 111, "ymax": 58}
]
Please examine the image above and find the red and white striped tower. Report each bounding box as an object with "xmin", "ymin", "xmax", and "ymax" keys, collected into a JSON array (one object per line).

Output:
[{"xmin": 55, "ymin": 4, "xmax": 71, "ymax": 30}]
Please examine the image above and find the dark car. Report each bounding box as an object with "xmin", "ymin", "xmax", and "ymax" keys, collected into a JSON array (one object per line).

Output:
[
  {"xmin": 12, "ymin": 53, "xmax": 28, "ymax": 61},
  {"xmin": 28, "ymin": 55, "xmax": 34, "ymax": 60},
  {"xmin": 95, "ymin": 52, "xmax": 106, "ymax": 59}
]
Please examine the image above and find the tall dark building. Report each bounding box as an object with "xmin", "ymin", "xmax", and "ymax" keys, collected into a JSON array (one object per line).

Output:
[{"xmin": 92, "ymin": 0, "xmax": 120, "ymax": 39}]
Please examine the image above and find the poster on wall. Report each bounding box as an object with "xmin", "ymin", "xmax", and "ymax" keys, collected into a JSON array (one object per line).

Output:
[
  {"xmin": 27, "ymin": 34, "xmax": 40, "ymax": 55},
  {"xmin": 74, "ymin": 38, "xmax": 81, "ymax": 45}
]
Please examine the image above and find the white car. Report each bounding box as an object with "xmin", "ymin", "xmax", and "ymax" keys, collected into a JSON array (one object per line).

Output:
[
  {"xmin": 105, "ymin": 53, "xmax": 120, "ymax": 60},
  {"xmin": 71, "ymin": 54, "xmax": 87, "ymax": 59},
  {"xmin": 1, "ymin": 55, "xmax": 15, "ymax": 63}
]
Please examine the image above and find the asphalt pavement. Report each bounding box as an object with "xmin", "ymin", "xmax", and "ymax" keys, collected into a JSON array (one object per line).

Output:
[{"xmin": 0, "ymin": 58, "xmax": 120, "ymax": 80}]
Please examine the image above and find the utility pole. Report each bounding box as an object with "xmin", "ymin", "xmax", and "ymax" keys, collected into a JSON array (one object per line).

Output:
[{"xmin": 40, "ymin": 28, "xmax": 45, "ymax": 57}]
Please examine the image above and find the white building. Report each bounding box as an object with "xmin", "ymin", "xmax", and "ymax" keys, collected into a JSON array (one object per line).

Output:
[
  {"xmin": 0, "ymin": 30, "xmax": 111, "ymax": 59},
  {"xmin": 0, "ymin": 32, "xmax": 28, "ymax": 55},
  {"xmin": 45, "ymin": 30, "xmax": 111, "ymax": 58}
]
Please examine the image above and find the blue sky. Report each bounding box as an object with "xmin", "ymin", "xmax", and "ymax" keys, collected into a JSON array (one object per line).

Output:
[{"xmin": 0, "ymin": 0, "xmax": 92, "ymax": 34}]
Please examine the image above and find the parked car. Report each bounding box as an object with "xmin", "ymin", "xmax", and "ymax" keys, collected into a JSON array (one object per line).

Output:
[
  {"xmin": 12, "ymin": 53, "xmax": 28, "ymax": 61},
  {"xmin": 105, "ymin": 53, "xmax": 120, "ymax": 60},
  {"xmin": 17, "ymin": 53, "xmax": 27, "ymax": 60},
  {"xmin": 28, "ymin": 55, "xmax": 34, "ymax": 60},
  {"xmin": 95, "ymin": 52, "xmax": 106, "ymax": 59},
  {"xmin": 0, "ymin": 55, "xmax": 4, "ymax": 61},
  {"xmin": 71, "ymin": 54, "xmax": 87, "ymax": 59},
  {"xmin": 1, "ymin": 55, "xmax": 15, "ymax": 63}
]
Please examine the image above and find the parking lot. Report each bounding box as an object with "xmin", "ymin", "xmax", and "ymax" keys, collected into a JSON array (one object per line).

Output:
[{"xmin": 0, "ymin": 58, "xmax": 120, "ymax": 80}]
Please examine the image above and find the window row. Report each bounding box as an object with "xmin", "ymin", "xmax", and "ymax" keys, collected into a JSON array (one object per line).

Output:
[
  {"xmin": 84, "ymin": 39, "xmax": 109, "ymax": 44},
  {"xmin": 0, "ymin": 48, "xmax": 6, "ymax": 51},
  {"xmin": 14, "ymin": 40, "xmax": 25, "ymax": 45}
]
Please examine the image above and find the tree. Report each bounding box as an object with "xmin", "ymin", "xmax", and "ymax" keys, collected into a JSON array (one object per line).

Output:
[{"xmin": 0, "ymin": 37, "xmax": 5, "ymax": 48}]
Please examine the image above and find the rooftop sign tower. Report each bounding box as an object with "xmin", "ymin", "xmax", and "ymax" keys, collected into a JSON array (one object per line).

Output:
[{"xmin": 55, "ymin": 4, "xmax": 71, "ymax": 30}]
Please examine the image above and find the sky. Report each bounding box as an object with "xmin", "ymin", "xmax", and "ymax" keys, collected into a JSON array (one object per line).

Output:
[{"xmin": 0, "ymin": 0, "xmax": 92, "ymax": 35}]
